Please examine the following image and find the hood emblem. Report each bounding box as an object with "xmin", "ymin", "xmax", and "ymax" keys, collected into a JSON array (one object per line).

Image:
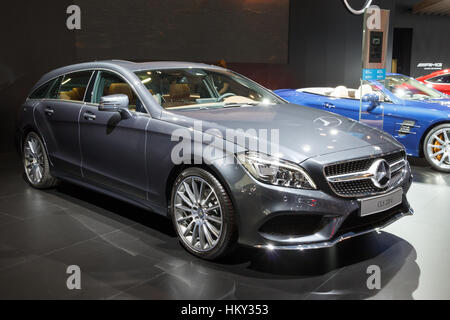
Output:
[
  {"xmin": 370, "ymin": 159, "xmax": 391, "ymax": 189},
  {"xmin": 314, "ymin": 116, "xmax": 342, "ymax": 128}
]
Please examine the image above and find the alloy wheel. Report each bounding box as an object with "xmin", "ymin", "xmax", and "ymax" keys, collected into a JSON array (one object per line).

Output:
[
  {"xmin": 24, "ymin": 134, "xmax": 45, "ymax": 185},
  {"xmin": 426, "ymin": 127, "xmax": 450, "ymax": 171},
  {"xmin": 174, "ymin": 176, "xmax": 223, "ymax": 252}
]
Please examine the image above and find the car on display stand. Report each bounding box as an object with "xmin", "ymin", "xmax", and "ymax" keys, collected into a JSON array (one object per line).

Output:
[
  {"xmin": 417, "ymin": 69, "xmax": 450, "ymax": 95},
  {"xmin": 17, "ymin": 61, "xmax": 413, "ymax": 260},
  {"xmin": 275, "ymin": 73, "xmax": 450, "ymax": 172}
]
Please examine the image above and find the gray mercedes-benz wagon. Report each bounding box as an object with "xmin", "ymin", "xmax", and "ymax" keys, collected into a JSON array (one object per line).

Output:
[{"xmin": 16, "ymin": 60, "xmax": 413, "ymax": 259}]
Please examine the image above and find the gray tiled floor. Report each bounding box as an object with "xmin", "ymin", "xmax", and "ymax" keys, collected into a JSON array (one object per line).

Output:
[{"xmin": 0, "ymin": 152, "xmax": 449, "ymax": 299}]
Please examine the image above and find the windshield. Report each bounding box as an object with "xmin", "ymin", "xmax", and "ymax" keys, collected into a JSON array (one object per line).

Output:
[
  {"xmin": 134, "ymin": 68, "xmax": 285, "ymax": 110},
  {"xmin": 383, "ymin": 75, "xmax": 447, "ymax": 100}
]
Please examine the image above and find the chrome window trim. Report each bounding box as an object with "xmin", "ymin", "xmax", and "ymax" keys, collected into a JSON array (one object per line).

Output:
[{"xmin": 83, "ymin": 71, "xmax": 97, "ymax": 102}]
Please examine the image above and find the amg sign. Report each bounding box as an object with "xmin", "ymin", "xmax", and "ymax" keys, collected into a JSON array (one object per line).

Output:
[{"xmin": 417, "ymin": 62, "xmax": 443, "ymax": 71}]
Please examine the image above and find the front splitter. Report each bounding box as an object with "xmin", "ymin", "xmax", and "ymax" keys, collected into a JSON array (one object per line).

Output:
[{"xmin": 254, "ymin": 207, "xmax": 414, "ymax": 251}]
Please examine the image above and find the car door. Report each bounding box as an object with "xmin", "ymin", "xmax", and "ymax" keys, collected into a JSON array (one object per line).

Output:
[
  {"xmin": 318, "ymin": 95, "xmax": 360, "ymax": 119},
  {"xmin": 34, "ymin": 71, "xmax": 94, "ymax": 177},
  {"xmin": 79, "ymin": 70, "xmax": 150, "ymax": 199}
]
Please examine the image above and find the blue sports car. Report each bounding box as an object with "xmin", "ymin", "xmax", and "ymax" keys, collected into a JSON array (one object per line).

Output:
[{"xmin": 275, "ymin": 74, "xmax": 450, "ymax": 172}]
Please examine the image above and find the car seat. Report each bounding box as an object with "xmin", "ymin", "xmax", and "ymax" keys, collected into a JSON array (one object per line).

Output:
[{"xmin": 330, "ymin": 86, "xmax": 349, "ymax": 98}]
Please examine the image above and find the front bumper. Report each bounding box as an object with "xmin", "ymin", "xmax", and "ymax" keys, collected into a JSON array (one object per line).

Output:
[
  {"xmin": 255, "ymin": 203, "xmax": 413, "ymax": 250},
  {"xmin": 212, "ymin": 149, "xmax": 413, "ymax": 250}
]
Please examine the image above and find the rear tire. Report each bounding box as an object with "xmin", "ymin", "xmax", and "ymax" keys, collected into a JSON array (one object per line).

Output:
[
  {"xmin": 170, "ymin": 167, "xmax": 237, "ymax": 260},
  {"xmin": 23, "ymin": 132, "xmax": 58, "ymax": 189}
]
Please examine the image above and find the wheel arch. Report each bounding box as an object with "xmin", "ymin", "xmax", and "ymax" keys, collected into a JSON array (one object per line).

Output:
[
  {"xmin": 19, "ymin": 125, "xmax": 40, "ymax": 156},
  {"xmin": 20, "ymin": 126, "xmax": 54, "ymax": 169},
  {"xmin": 164, "ymin": 162, "xmax": 240, "ymax": 231},
  {"xmin": 419, "ymin": 120, "xmax": 450, "ymax": 157}
]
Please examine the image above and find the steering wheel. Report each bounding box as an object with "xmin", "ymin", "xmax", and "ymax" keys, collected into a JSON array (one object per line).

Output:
[{"xmin": 217, "ymin": 93, "xmax": 236, "ymax": 102}]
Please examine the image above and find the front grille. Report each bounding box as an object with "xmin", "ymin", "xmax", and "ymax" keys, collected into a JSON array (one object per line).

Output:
[
  {"xmin": 325, "ymin": 159, "xmax": 372, "ymax": 176},
  {"xmin": 331, "ymin": 180, "xmax": 383, "ymax": 197},
  {"xmin": 324, "ymin": 150, "xmax": 405, "ymax": 176},
  {"xmin": 383, "ymin": 151, "xmax": 406, "ymax": 164},
  {"xmin": 324, "ymin": 150, "xmax": 407, "ymax": 198}
]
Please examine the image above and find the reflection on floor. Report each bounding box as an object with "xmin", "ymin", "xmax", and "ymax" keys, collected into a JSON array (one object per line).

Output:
[{"xmin": 0, "ymin": 152, "xmax": 448, "ymax": 299}]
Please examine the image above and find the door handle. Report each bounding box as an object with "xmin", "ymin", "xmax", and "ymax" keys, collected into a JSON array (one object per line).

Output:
[
  {"xmin": 323, "ymin": 102, "xmax": 335, "ymax": 109},
  {"xmin": 83, "ymin": 112, "xmax": 96, "ymax": 121},
  {"xmin": 45, "ymin": 108, "xmax": 54, "ymax": 116}
]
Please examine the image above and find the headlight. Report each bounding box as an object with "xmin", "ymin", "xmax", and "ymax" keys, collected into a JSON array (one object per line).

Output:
[{"xmin": 236, "ymin": 152, "xmax": 317, "ymax": 190}]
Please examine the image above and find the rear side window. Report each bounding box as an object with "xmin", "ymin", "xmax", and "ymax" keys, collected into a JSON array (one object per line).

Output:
[
  {"xmin": 29, "ymin": 81, "xmax": 53, "ymax": 99},
  {"xmin": 428, "ymin": 75, "xmax": 450, "ymax": 84},
  {"xmin": 57, "ymin": 71, "xmax": 93, "ymax": 101}
]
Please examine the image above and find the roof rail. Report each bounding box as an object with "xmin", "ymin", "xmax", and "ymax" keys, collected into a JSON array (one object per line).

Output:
[
  {"xmin": 110, "ymin": 59, "xmax": 135, "ymax": 63},
  {"xmin": 93, "ymin": 59, "xmax": 135, "ymax": 63}
]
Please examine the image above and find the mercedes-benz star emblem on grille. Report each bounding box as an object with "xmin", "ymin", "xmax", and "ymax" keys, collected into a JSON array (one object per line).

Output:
[{"xmin": 371, "ymin": 159, "xmax": 391, "ymax": 189}]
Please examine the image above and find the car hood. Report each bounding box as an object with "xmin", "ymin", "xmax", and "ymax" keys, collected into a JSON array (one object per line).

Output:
[{"xmin": 160, "ymin": 103, "xmax": 401, "ymax": 163}]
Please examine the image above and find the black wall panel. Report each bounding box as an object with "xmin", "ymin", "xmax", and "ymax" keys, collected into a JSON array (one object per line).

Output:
[
  {"xmin": 0, "ymin": 0, "xmax": 76, "ymax": 153},
  {"xmin": 1, "ymin": 0, "xmax": 448, "ymax": 154}
]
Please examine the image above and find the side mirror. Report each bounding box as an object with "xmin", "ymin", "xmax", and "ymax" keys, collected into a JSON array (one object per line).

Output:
[
  {"xmin": 98, "ymin": 94, "xmax": 132, "ymax": 119},
  {"xmin": 362, "ymin": 93, "xmax": 381, "ymax": 111}
]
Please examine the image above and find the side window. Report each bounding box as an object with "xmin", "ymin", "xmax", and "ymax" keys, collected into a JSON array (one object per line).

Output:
[
  {"xmin": 429, "ymin": 75, "xmax": 450, "ymax": 84},
  {"xmin": 57, "ymin": 71, "xmax": 93, "ymax": 102},
  {"xmin": 136, "ymin": 70, "xmax": 214, "ymax": 109},
  {"xmin": 443, "ymin": 75, "xmax": 450, "ymax": 84},
  {"xmin": 210, "ymin": 73, "xmax": 259, "ymax": 99},
  {"xmin": 29, "ymin": 80, "xmax": 53, "ymax": 99},
  {"xmin": 93, "ymin": 71, "xmax": 146, "ymax": 113}
]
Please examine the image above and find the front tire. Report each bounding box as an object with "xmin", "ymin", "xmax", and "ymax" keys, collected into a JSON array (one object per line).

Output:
[
  {"xmin": 23, "ymin": 132, "xmax": 58, "ymax": 189},
  {"xmin": 423, "ymin": 124, "xmax": 450, "ymax": 173},
  {"xmin": 170, "ymin": 167, "xmax": 237, "ymax": 260}
]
